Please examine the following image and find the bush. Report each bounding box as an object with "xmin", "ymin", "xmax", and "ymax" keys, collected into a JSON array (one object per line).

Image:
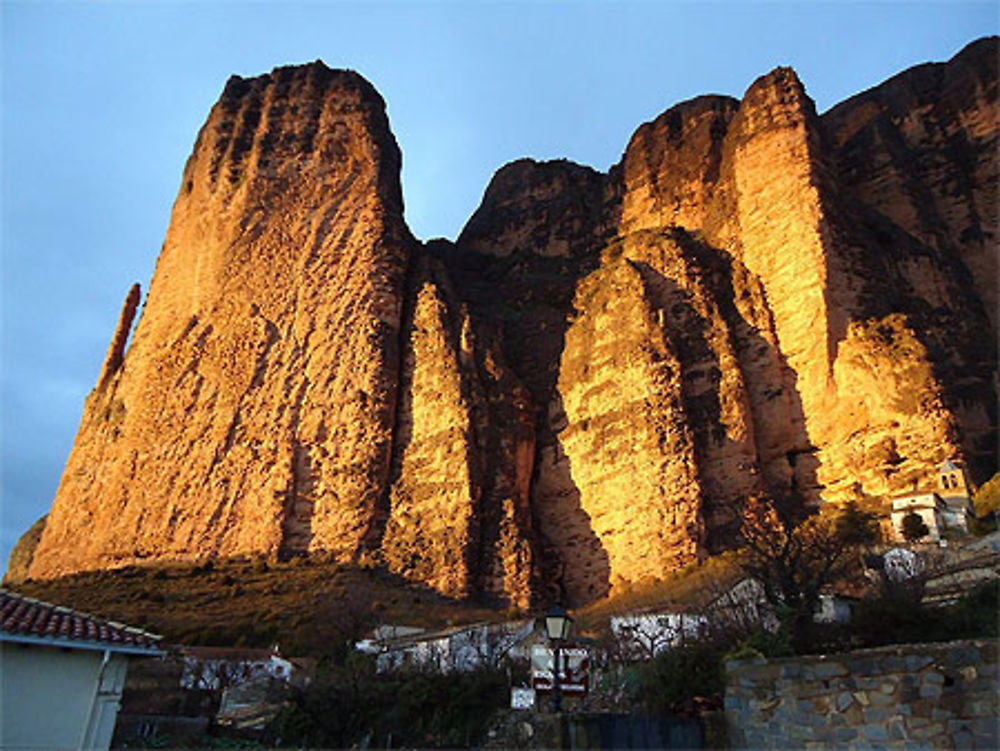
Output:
[
  {"xmin": 973, "ymin": 473, "xmax": 1000, "ymax": 516},
  {"xmin": 942, "ymin": 581, "xmax": 999, "ymax": 639},
  {"xmin": 901, "ymin": 511, "xmax": 929, "ymax": 542},
  {"xmin": 267, "ymin": 663, "xmax": 508, "ymax": 749},
  {"xmin": 732, "ymin": 622, "xmax": 794, "ymax": 660},
  {"xmin": 636, "ymin": 642, "xmax": 725, "ymax": 714},
  {"xmin": 969, "ymin": 514, "xmax": 997, "ymax": 536},
  {"xmin": 853, "ymin": 580, "xmax": 998, "ymax": 647}
]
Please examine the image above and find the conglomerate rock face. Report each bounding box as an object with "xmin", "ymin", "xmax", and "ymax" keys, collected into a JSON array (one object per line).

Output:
[
  {"xmin": 25, "ymin": 39, "xmax": 998, "ymax": 607},
  {"xmin": 31, "ymin": 64, "xmax": 414, "ymax": 579},
  {"xmin": 822, "ymin": 37, "xmax": 998, "ymax": 332}
]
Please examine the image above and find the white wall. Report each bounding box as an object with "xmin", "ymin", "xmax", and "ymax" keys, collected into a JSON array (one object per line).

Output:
[
  {"xmin": 373, "ymin": 621, "xmax": 536, "ymax": 673},
  {"xmin": 0, "ymin": 642, "xmax": 127, "ymax": 750},
  {"xmin": 610, "ymin": 613, "xmax": 707, "ymax": 658}
]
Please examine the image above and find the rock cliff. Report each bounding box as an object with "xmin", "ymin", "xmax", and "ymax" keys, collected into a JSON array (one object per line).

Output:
[
  {"xmin": 31, "ymin": 64, "xmax": 414, "ymax": 579},
  {"xmin": 25, "ymin": 39, "xmax": 997, "ymax": 607}
]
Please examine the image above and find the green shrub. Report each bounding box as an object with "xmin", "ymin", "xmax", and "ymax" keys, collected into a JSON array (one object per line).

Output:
[
  {"xmin": 267, "ymin": 664, "xmax": 508, "ymax": 749},
  {"xmin": 901, "ymin": 511, "xmax": 929, "ymax": 542},
  {"xmin": 853, "ymin": 580, "xmax": 998, "ymax": 647},
  {"xmin": 973, "ymin": 473, "xmax": 1000, "ymax": 516},
  {"xmin": 637, "ymin": 642, "xmax": 725, "ymax": 714},
  {"xmin": 943, "ymin": 581, "xmax": 998, "ymax": 639},
  {"xmin": 731, "ymin": 623, "xmax": 794, "ymax": 660},
  {"xmin": 969, "ymin": 514, "xmax": 997, "ymax": 536}
]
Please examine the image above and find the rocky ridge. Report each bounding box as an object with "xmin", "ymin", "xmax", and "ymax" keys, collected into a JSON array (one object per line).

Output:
[{"xmin": 19, "ymin": 40, "xmax": 997, "ymax": 608}]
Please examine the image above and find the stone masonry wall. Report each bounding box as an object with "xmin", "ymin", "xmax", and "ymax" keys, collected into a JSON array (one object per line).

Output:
[{"xmin": 725, "ymin": 639, "xmax": 998, "ymax": 750}]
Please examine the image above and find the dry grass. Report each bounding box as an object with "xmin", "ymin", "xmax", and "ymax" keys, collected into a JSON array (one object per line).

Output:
[
  {"xmin": 13, "ymin": 556, "xmax": 502, "ymax": 656},
  {"xmin": 13, "ymin": 552, "xmax": 746, "ymax": 653},
  {"xmin": 574, "ymin": 552, "xmax": 744, "ymax": 632}
]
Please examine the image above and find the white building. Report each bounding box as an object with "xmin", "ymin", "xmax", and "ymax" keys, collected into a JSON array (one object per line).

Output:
[
  {"xmin": 706, "ymin": 577, "xmax": 854, "ymax": 629},
  {"xmin": 178, "ymin": 646, "xmax": 302, "ymax": 691},
  {"xmin": 609, "ymin": 610, "xmax": 708, "ymax": 659},
  {"xmin": 813, "ymin": 593, "xmax": 856, "ymax": 624},
  {"xmin": 707, "ymin": 577, "xmax": 781, "ymax": 633},
  {"xmin": 883, "ymin": 547, "xmax": 924, "ymax": 581},
  {"xmin": 935, "ymin": 460, "xmax": 975, "ymax": 533},
  {"xmin": 891, "ymin": 493, "xmax": 947, "ymax": 541},
  {"xmin": 357, "ymin": 619, "xmax": 537, "ymax": 673},
  {"xmin": 0, "ymin": 589, "xmax": 162, "ymax": 751},
  {"xmin": 890, "ymin": 460, "xmax": 977, "ymax": 542}
]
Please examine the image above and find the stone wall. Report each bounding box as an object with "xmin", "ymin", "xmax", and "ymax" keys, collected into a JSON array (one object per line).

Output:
[{"xmin": 725, "ymin": 639, "xmax": 998, "ymax": 750}]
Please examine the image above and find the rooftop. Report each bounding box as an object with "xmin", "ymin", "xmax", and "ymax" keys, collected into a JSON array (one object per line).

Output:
[
  {"xmin": 891, "ymin": 492, "xmax": 943, "ymax": 507},
  {"xmin": 179, "ymin": 646, "xmax": 281, "ymax": 661},
  {"xmin": 0, "ymin": 588, "xmax": 162, "ymax": 654}
]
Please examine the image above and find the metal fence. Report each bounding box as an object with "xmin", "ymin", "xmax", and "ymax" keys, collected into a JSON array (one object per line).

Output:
[{"xmin": 566, "ymin": 712, "xmax": 703, "ymax": 750}]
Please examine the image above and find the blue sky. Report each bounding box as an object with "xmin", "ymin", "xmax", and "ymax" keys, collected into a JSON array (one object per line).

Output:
[{"xmin": 1, "ymin": 1, "xmax": 995, "ymax": 570}]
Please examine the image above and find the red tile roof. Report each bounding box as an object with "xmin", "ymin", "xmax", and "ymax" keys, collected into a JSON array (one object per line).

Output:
[{"xmin": 0, "ymin": 589, "xmax": 162, "ymax": 652}]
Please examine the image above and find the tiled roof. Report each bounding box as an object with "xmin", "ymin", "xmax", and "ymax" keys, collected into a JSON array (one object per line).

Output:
[{"xmin": 0, "ymin": 589, "xmax": 162, "ymax": 652}]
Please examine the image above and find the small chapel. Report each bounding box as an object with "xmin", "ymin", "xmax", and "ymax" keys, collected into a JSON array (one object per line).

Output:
[{"xmin": 890, "ymin": 460, "xmax": 976, "ymax": 542}]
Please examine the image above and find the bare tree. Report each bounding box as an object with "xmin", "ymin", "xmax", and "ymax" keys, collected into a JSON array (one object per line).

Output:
[
  {"xmin": 607, "ymin": 611, "xmax": 707, "ymax": 661},
  {"xmin": 180, "ymin": 655, "xmax": 268, "ymax": 692},
  {"xmin": 738, "ymin": 495, "xmax": 879, "ymax": 651}
]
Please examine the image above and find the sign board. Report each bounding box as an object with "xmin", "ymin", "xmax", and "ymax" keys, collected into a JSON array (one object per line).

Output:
[
  {"xmin": 530, "ymin": 645, "xmax": 589, "ymax": 695},
  {"xmin": 510, "ymin": 687, "xmax": 535, "ymax": 710}
]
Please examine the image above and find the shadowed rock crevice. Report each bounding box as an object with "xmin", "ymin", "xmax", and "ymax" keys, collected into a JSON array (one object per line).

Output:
[
  {"xmin": 629, "ymin": 256, "xmax": 756, "ymax": 547},
  {"xmin": 663, "ymin": 232, "xmax": 820, "ymax": 506},
  {"xmin": 278, "ymin": 444, "xmax": 317, "ymax": 559},
  {"xmin": 530, "ymin": 420, "xmax": 611, "ymax": 606},
  {"xmin": 438, "ymin": 161, "xmax": 613, "ymax": 604},
  {"xmin": 457, "ymin": 316, "xmax": 540, "ymax": 609}
]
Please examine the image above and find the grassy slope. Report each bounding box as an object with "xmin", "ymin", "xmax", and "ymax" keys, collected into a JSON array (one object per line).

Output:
[
  {"xmin": 12, "ymin": 557, "xmax": 502, "ymax": 656},
  {"xmin": 574, "ymin": 553, "xmax": 743, "ymax": 632},
  {"xmin": 12, "ymin": 553, "xmax": 745, "ymax": 655}
]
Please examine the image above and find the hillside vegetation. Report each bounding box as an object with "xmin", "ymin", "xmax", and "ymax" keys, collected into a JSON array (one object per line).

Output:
[{"xmin": 14, "ymin": 557, "xmax": 502, "ymax": 656}]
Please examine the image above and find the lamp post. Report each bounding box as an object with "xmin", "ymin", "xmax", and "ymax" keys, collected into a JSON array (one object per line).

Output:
[{"xmin": 545, "ymin": 605, "xmax": 573, "ymax": 713}]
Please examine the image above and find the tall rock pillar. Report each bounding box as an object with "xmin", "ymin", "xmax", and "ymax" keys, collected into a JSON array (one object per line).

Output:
[{"xmin": 30, "ymin": 63, "xmax": 414, "ymax": 579}]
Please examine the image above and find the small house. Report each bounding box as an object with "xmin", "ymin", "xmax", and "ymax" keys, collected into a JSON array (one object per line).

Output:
[
  {"xmin": 705, "ymin": 577, "xmax": 856, "ymax": 629},
  {"xmin": 0, "ymin": 589, "xmax": 162, "ymax": 751},
  {"xmin": 891, "ymin": 493, "xmax": 946, "ymax": 541},
  {"xmin": 114, "ymin": 645, "xmax": 312, "ymax": 745},
  {"xmin": 357, "ymin": 619, "xmax": 537, "ymax": 673},
  {"xmin": 178, "ymin": 645, "xmax": 303, "ymax": 691},
  {"xmin": 882, "ymin": 547, "xmax": 924, "ymax": 581},
  {"xmin": 813, "ymin": 592, "xmax": 857, "ymax": 624},
  {"xmin": 890, "ymin": 460, "xmax": 977, "ymax": 542},
  {"xmin": 609, "ymin": 609, "xmax": 708, "ymax": 659},
  {"xmin": 706, "ymin": 577, "xmax": 780, "ymax": 633}
]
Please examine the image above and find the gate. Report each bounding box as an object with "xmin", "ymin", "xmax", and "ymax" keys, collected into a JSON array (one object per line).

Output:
[{"xmin": 567, "ymin": 713, "xmax": 703, "ymax": 750}]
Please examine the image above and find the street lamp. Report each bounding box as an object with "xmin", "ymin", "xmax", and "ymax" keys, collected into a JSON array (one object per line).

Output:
[{"xmin": 545, "ymin": 605, "xmax": 573, "ymax": 713}]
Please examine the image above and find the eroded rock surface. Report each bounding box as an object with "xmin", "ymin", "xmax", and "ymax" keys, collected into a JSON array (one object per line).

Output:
[
  {"xmin": 822, "ymin": 37, "xmax": 999, "ymax": 332},
  {"xmin": 4, "ymin": 516, "xmax": 46, "ymax": 586},
  {"xmin": 31, "ymin": 64, "xmax": 414, "ymax": 579}
]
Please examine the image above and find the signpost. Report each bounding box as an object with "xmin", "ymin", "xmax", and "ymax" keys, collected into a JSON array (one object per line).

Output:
[
  {"xmin": 530, "ymin": 644, "xmax": 589, "ymax": 697},
  {"xmin": 510, "ymin": 687, "xmax": 536, "ymax": 710}
]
